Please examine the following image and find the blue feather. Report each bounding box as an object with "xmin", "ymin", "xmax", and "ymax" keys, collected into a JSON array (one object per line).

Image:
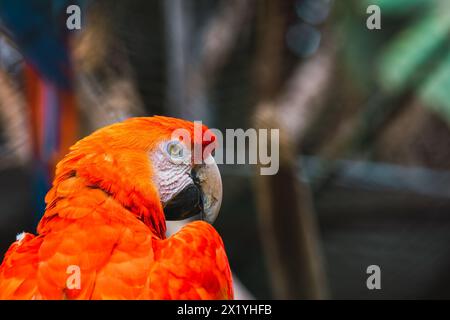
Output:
[{"xmin": 0, "ymin": 0, "xmax": 87, "ymax": 88}]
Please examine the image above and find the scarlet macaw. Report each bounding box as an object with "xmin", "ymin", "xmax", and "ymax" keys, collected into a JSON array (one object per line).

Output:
[{"xmin": 0, "ymin": 116, "xmax": 233, "ymax": 299}]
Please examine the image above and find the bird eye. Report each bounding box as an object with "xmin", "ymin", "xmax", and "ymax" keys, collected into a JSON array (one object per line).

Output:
[{"xmin": 166, "ymin": 141, "xmax": 184, "ymax": 159}]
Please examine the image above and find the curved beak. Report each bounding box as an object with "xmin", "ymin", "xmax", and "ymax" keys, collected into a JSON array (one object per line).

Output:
[
  {"xmin": 163, "ymin": 155, "xmax": 222, "ymax": 224},
  {"xmin": 195, "ymin": 155, "xmax": 222, "ymax": 224}
]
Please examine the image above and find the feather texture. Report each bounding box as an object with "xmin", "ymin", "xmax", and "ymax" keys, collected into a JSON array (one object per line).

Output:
[{"xmin": 0, "ymin": 116, "xmax": 233, "ymax": 300}]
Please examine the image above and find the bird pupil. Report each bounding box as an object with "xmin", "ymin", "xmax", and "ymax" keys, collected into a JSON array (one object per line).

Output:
[{"xmin": 169, "ymin": 142, "xmax": 182, "ymax": 157}]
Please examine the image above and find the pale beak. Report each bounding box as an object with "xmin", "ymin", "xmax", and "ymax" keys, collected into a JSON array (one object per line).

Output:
[
  {"xmin": 163, "ymin": 155, "xmax": 222, "ymax": 224},
  {"xmin": 195, "ymin": 155, "xmax": 222, "ymax": 224}
]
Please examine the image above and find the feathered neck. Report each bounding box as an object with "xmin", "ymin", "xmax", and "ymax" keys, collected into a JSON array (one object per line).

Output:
[{"xmin": 37, "ymin": 148, "xmax": 167, "ymax": 239}]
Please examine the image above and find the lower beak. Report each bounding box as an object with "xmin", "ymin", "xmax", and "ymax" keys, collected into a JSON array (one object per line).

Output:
[
  {"xmin": 163, "ymin": 155, "xmax": 222, "ymax": 224},
  {"xmin": 162, "ymin": 184, "xmax": 202, "ymax": 221}
]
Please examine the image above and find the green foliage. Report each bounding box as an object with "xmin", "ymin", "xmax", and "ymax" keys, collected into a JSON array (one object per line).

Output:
[
  {"xmin": 378, "ymin": 10, "xmax": 450, "ymax": 93},
  {"xmin": 376, "ymin": 0, "xmax": 450, "ymax": 122},
  {"xmin": 361, "ymin": 0, "xmax": 431, "ymax": 16},
  {"xmin": 339, "ymin": 7, "xmax": 385, "ymax": 94},
  {"xmin": 420, "ymin": 51, "xmax": 450, "ymax": 121}
]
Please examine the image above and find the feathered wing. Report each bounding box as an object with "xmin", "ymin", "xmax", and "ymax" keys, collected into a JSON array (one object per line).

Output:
[
  {"xmin": 0, "ymin": 233, "xmax": 42, "ymax": 299},
  {"xmin": 0, "ymin": 197, "xmax": 155, "ymax": 300},
  {"xmin": 149, "ymin": 221, "xmax": 234, "ymax": 300},
  {"xmin": 0, "ymin": 178, "xmax": 231, "ymax": 299},
  {"xmin": 36, "ymin": 213, "xmax": 154, "ymax": 300},
  {"xmin": 0, "ymin": 175, "xmax": 232, "ymax": 300},
  {"xmin": 0, "ymin": 219, "xmax": 233, "ymax": 300}
]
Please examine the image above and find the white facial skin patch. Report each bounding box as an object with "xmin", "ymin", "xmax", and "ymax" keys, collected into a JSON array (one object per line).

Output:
[{"xmin": 151, "ymin": 140, "xmax": 193, "ymax": 204}]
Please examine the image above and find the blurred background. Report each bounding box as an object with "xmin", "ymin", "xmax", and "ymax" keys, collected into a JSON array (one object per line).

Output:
[{"xmin": 1, "ymin": 0, "xmax": 450, "ymax": 299}]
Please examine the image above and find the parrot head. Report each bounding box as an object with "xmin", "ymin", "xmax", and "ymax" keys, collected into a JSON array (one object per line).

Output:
[{"xmin": 47, "ymin": 116, "xmax": 222, "ymax": 238}]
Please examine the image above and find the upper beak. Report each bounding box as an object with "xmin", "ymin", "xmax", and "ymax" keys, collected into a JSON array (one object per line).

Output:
[
  {"xmin": 163, "ymin": 155, "xmax": 222, "ymax": 224},
  {"xmin": 195, "ymin": 155, "xmax": 222, "ymax": 224}
]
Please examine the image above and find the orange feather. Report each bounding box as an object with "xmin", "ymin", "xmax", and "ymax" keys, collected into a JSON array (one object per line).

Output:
[{"xmin": 0, "ymin": 117, "xmax": 233, "ymax": 300}]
